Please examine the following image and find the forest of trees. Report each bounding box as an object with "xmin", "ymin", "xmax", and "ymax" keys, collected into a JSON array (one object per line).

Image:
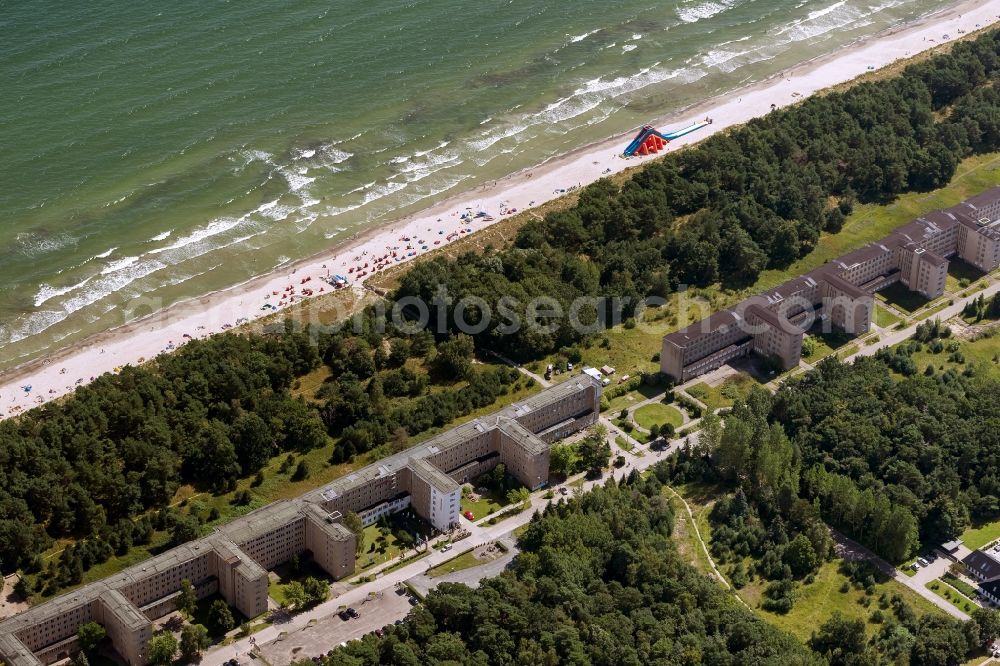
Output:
[
  {"xmin": 395, "ymin": 30, "xmax": 1000, "ymax": 359},
  {"xmin": 653, "ymin": 323, "xmax": 1000, "ymax": 562},
  {"xmin": 0, "ymin": 319, "xmax": 519, "ymax": 587},
  {"xmin": 4, "ymin": 25, "xmax": 1000, "ymax": 616},
  {"xmin": 661, "ymin": 344, "xmax": 993, "ymax": 566},
  {"xmin": 324, "ymin": 475, "xmax": 823, "ymax": 665},
  {"xmin": 772, "ymin": 353, "xmax": 1000, "ymax": 550},
  {"xmin": 321, "ymin": 471, "xmax": 991, "ymax": 666}
]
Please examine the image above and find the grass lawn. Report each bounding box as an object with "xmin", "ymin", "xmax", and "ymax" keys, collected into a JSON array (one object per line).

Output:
[
  {"xmin": 357, "ymin": 513, "xmax": 430, "ymax": 571},
  {"xmin": 191, "ymin": 593, "xmax": 250, "ymax": 638},
  {"xmin": 662, "ymin": 483, "xmax": 726, "ymax": 580},
  {"xmin": 943, "ymin": 573, "xmax": 979, "ymax": 599},
  {"xmin": 685, "ymin": 373, "xmax": 755, "ymax": 411},
  {"xmin": 898, "ymin": 557, "xmax": 920, "ymax": 577},
  {"xmin": 615, "ymin": 435, "xmax": 634, "ymax": 452},
  {"xmin": 603, "ymin": 383, "xmax": 666, "ymax": 414},
  {"xmin": 742, "ymin": 559, "xmax": 946, "ymax": 642},
  {"xmin": 926, "ymin": 579, "xmax": 977, "ymax": 614},
  {"xmin": 802, "ymin": 334, "xmax": 838, "ymax": 363},
  {"xmin": 633, "ymin": 403, "xmax": 684, "ymax": 430},
  {"xmin": 946, "ymin": 258, "xmax": 988, "ymax": 293},
  {"xmin": 913, "ymin": 300, "xmax": 952, "ymax": 322},
  {"xmin": 874, "ymin": 303, "xmax": 904, "ymax": 329},
  {"xmin": 962, "ymin": 520, "xmax": 1000, "ymax": 551},
  {"xmin": 460, "ymin": 487, "xmax": 507, "ymax": 520},
  {"xmin": 381, "ymin": 550, "xmax": 430, "ymax": 574},
  {"xmin": 877, "ymin": 282, "xmax": 931, "ymax": 313},
  {"xmin": 836, "ymin": 343, "xmax": 860, "ymax": 360},
  {"xmin": 289, "ymin": 365, "xmax": 332, "ymax": 404},
  {"xmin": 905, "ymin": 330, "xmax": 1000, "ymax": 381},
  {"xmin": 426, "ymin": 548, "xmax": 501, "ymax": 578},
  {"xmin": 670, "ymin": 484, "xmax": 946, "ymax": 643},
  {"xmin": 267, "ymin": 560, "xmax": 331, "ymax": 607}
]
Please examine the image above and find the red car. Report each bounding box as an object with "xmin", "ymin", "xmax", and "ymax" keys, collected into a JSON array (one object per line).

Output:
[{"xmin": 463, "ymin": 510, "xmax": 475, "ymax": 520}]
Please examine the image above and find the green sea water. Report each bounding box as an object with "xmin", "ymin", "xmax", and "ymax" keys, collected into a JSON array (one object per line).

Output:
[{"xmin": 0, "ymin": 0, "xmax": 951, "ymax": 369}]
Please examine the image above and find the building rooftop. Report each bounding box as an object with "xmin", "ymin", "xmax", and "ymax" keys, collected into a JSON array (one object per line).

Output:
[
  {"xmin": 663, "ymin": 310, "xmax": 744, "ymax": 348},
  {"xmin": 408, "ymin": 457, "xmax": 461, "ymax": 494},
  {"xmin": 744, "ymin": 302, "xmax": 801, "ymax": 335},
  {"xmin": 310, "ymin": 377, "xmax": 598, "ymax": 504},
  {"xmin": 833, "ymin": 243, "xmax": 891, "ymax": 269},
  {"xmin": 301, "ymin": 504, "xmax": 355, "ymax": 542},
  {"xmin": 99, "ymin": 590, "xmax": 148, "ymax": 632},
  {"xmin": 496, "ymin": 417, "xmax": 549, "ymax": 457},
  {"xmin": 821, "ymin": 270, "xmax": 869, "ymax": 299},
  {"xmin": 963, "ymin": 549, "xmax": 1000, "ymax": 580},
  {"xmin": 959, "ymin": 185, "xmax": 1000, "ymax": 212},
  {"xmin": 207, "ymin": 535, "xmax": 267, "ymax": 582},
  {"xmin": 0, "ymin": 633, "xmax": 39, "ymax": 666},
  {"xmin": 218, "ymin": 500, "xmax": 305, "ymax": 546},
  {"xmin": 916, "ymin": 247, "xmax": 948, "ymax": 267},
  {"xmin": 500, "ymin": 374, "xmax": 600, "ymax": 417}
]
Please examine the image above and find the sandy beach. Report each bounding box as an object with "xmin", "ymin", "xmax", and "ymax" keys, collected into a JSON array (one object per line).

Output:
[{"xmin": 1, "ymin": 0, "xmax": 998, "ymax": 418}]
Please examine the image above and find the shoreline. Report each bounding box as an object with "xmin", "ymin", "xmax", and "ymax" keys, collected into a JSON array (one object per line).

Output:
[{"xmin": 2, "ymin": 0, "xmax": 998, "ymax": 417}]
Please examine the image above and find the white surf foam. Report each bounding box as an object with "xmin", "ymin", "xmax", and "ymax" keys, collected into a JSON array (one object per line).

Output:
[
  {"xmin": 33, "ymin": 276, "xmax": 93, "ymax": 307},
  {"xmin": 100, "ymin": 256, "xmax": 140, "ymax": 275},
  {"xmin": 568, "ymin": 29, "xmax": 601, "ymax": 44},
  {"xmin": 677, "ymin": 1, "xmax": 727, "ymax": 23}
]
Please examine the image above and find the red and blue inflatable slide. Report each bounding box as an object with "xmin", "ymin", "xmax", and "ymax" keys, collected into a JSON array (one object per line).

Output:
[{"xmin": 622, "ymin": 119, "xmax": 712, "ymax": 156}]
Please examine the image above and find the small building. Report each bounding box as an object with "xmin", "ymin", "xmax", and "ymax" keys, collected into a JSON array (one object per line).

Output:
[
  {"xmin": 941, "ymin": 539, "xmax": 962, "ymax": 554},
  {"xmin": 583, "ymin": 367, "xmax": 602, "ymax": 381},
  {"xmin": 980, "ymin": 579, "xmax": 1000, "ymax": 606},
  {"xmin": 600, "ymin": 365, "xmax": 616, "ymax": 376},
  {"xmin": 963, "ymin": 549, "xmax": 1000, "ymax": 582}
]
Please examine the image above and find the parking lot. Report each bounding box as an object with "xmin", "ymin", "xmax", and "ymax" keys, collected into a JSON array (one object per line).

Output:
[
  {"xmin": 258, "ymin": 590, "xmax": 414, "ymax": 666},
  {"xmin": 908, "ymin": 552, "xmax": 952, "ymax": 587}
]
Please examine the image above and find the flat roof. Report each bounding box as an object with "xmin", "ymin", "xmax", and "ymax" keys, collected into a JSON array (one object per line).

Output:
[
  {"xmin": 408, "ymin": 457, "xmax": 460, "ymax": 494},
  {"xmin": 99, "ymin": 589, "xmax": 148, "ymax": 632},
  {"xmin": 496, "ymin": 417, "xmax": 549, "ymax": 457},
  {"xmin": 218, "ymin": 500, "xmax": 305, "ymax": 545},
  {"xmin": 663, "ymin": 310, "xmax": 743, "ymax": 348},
  {"xmin": 0, "ymin": 633, "xmax": 40, "ymax": 666},
  {"xmin": 821, "ymin": 271, "xmax": 869, "ymax": 299},
  {"xmin": 959, "ymin": 186, "xmax": 1000, "ymax": 212},
  {"xmin": 302, "ymin": 504, "xmax": 355, "ymax": 542},
  {"xmin": 743, "ymin": 302, "xmax": 801, "ymax": 335},
  {"xmin": 310, "ymin": 378, "xmax": 598, "ymax": 503}
]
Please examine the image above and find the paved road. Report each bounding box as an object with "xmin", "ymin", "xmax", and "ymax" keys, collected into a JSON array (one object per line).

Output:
[
  {"xmin": 845, "ymin": 277, "xmax": 1000, "ymax": 364},
  {"xmin": 200, "ymin": 285, "xmax": 1000, "ymax": 665},
  {"xmin": 831, "ymin": 529, "xmax": 969, "ymax": 621},
  {"xmin": 407, "ymin": 536, "xmax": 519, "ymax": 598}
]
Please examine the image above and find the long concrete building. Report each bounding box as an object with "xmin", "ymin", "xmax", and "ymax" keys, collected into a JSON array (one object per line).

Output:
[
  {"xmin": 0, "ymin": 377, "xmax": 601, "ymax": 666},
  {"xmin": 662, "ymin": 188, "xmax": 1000, "ymax": 382}
]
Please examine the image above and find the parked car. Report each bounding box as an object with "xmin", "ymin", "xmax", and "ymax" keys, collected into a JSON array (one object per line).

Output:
[
  {"xmin": 911, "ymin": 563, "xmax": 920, "ymax": 571},
  {"xmin": 559, "ymin": 487, "xmax": 569, "ymax": 496},
  {"xmin": 347, "ymin": 607, "xmax": 360, "ymax": 618},
  {"xmin": 917, "ymin": 557, "xmax": 929, "ymax": 567},
  {"xmin": 463, "ymin": 510, "xmax": 475, "ymax": 520},
  {"xmin": 441, "ymin": 543, "xmax": 452, "ymax": 552}
]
